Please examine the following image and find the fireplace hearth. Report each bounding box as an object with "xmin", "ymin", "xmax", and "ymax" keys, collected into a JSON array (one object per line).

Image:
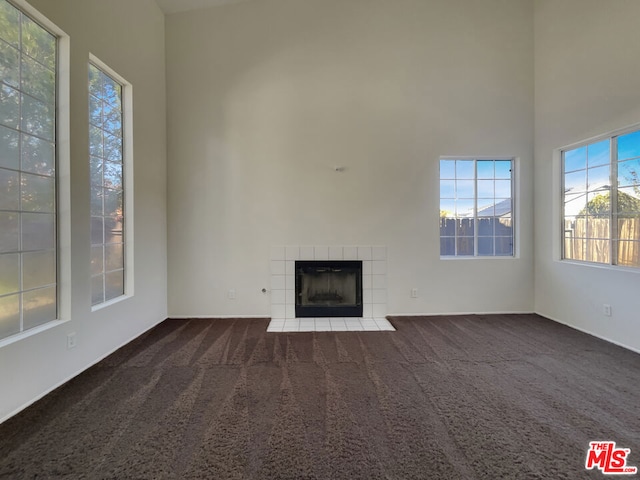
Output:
[{"xmin": 295, "ymin": 260, "xmax": 363, "ymax": 317}]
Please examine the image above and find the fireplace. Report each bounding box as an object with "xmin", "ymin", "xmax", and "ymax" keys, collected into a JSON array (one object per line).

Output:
[{"xmin": 295, "ymin": 260, "xmax": 363, "ymax": 317}]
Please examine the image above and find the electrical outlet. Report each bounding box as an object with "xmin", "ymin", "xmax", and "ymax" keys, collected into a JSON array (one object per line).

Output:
[
  {"xmin": 67, "ymin": 333, "xmax": 77, "ymax": 350},
  {"xmin": 228, "ymin": 289, "xmax": 236, "ymax": 300},
  {"xmin": 411, "ymin": 288, "xmax": 418, "ymax": 298},
  {"xmin": 603, "ymin": 304, "xmax": 612, "ymax": 317}
]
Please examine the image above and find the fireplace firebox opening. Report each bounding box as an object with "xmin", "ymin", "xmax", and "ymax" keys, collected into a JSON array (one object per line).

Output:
[{"xmin": 295, "ymin": 260, "xmax": 363, "ymax": 318}]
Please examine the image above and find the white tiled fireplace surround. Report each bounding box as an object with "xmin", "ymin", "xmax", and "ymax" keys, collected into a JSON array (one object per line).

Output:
[{"xmin": 268, "ymin": 246, "xmax": 395, "ymax": 332}]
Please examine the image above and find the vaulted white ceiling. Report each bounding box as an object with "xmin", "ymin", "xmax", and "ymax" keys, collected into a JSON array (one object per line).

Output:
[{"xmin": 155, "ymin": 0, "xmax": 250, "ymax": 14}]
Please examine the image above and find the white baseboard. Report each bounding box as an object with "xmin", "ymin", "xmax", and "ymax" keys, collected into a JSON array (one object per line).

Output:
[
  {"xmin": 389, "ymin": 311, "xmax": 640, "ymax": 354},
  {"xmin": 534, "ymin": 311, "xmax": 640, "ymax": 355},
  {"xmin": 0, "ymin": 316, "xmax": 166, "ymax": 425},
  {"xmin": 386, "ymin": 310, "xmax": 535, "ymax": 317},
  {"xmin": 169, "ymin": 315, "xmax": 271, "ymax": 319}
]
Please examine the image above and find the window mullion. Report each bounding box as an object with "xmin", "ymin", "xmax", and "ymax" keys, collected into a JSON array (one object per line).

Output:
[
  {"xmin": 509, "ymin": 160, "xmax": 514, "ymax": 256},
  {"xmin": 474, "ymin": 159, "xmax": 478, "ymax": 256},
  {"xmin": 611, "ymin": 138, "xmax": 619, "ymax": 265},
  {"xmin": 17, "ymin": 9, "xmax": 24, "ymax": 333},
  {"xmin": 454, "ymin": 160, "xmax": 458, "ymax": 257}
]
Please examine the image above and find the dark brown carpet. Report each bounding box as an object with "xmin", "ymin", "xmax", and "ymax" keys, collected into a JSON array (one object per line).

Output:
[{"xmin": 1, "ymin": 314, "xmax": 639, "ymax": 479}]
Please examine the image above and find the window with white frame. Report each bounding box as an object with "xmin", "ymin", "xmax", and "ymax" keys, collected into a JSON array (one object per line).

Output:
[
  {"xmin": 89, "ymin": 62, "xmax": 126, "ymax": 305},
  {"xmin": 562, "ymin": 128, "xmax": 640, "ymax": 268},
  {"xmin": 0, "ymin": 0, "xmax": 58, "ymax": 340},
  {"xmin": 440, "ymin": 158, "xmax": 514, "ymax": 257}
]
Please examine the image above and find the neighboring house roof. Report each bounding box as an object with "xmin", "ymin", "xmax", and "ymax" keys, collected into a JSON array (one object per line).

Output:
[
  {"xmin": 484, "ymin": 198, "xmax": 512, "ymax": 217},
  {"xmin": 460, "ymin": 198, "xmax": 511, "ymax": 218}
]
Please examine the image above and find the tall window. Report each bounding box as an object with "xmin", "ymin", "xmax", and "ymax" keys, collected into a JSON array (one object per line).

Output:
[
  {"xmin": 440, "ymin": 158, "xmax": 514, "ymax": 257},
  {"xmin": 0, "ymin": 0, "xmax": 57, "ymax": 340},
  {"xmin": 562, "ymin": 129, "xmax": 640, "ymax": 268},
  {"xmin": 89, "ymin": 62, "xmax": 125, "ymax": 305}
]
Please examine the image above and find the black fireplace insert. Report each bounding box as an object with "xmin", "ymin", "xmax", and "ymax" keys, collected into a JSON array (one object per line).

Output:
[{"xmin": 295, "ymin": 260, "xmax": 363, "ymax": 317}]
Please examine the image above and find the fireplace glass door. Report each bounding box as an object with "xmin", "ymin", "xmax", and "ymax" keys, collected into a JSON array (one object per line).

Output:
[{"xmin": 295, "ymin": 261, "xmax": 363, "ymax": 317}]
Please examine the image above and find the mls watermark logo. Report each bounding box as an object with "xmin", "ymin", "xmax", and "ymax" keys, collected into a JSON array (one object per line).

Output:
[{"xmin": 585, "ymin": 441, "xmax": 638, "ymax": 475}]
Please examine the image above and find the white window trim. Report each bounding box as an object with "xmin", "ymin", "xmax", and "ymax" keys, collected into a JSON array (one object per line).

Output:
[
  {"xmin": 439, "ymin": 156, "xmax": 519, "ymax": 259},
  {"xmin": 557, "ymin": 122, "xmax": 640, "ymax": 271},
  {"xmin": 89, "ymin": 53, "xmax": 134, "ymax": 311},
  {"xmin": 0, "ymin": 0, "xmax": 71, "ymax": 347}
]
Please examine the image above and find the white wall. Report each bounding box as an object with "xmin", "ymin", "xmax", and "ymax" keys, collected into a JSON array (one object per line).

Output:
[
  {"xmin": 0, "ymin": 0, "xmax": 167, "ymax": 422},
  {"xmin": 534, "ymin": 0, "xmax": 640, "ymax": 352},
  {"xmin": 166, "ymin": 0, "xmax": 535, "ymax": 317}
]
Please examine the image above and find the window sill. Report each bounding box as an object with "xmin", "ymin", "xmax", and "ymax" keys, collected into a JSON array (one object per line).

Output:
[
  {"xmin": 0, "ymin": 319, "xmax": 68, "ymax": 350},
  {"xmin": 91, "ymin": 294, "xmax": 131, "ymax": 313},
  {"xmin": 440, "ymin": 255, "xmax": 517, "ymax": 260},
  {"xmin": 557, "ymin": 259, "xmax": 640, "ymax": 274}
]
